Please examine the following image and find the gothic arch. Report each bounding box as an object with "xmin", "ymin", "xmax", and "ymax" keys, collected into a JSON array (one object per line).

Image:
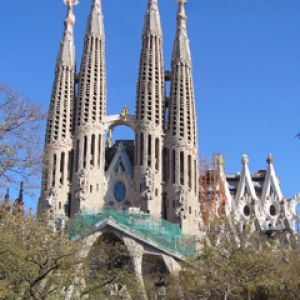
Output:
[{"xmin": 103, "ymin": 114, "xmax": 136, "ymax": 131}]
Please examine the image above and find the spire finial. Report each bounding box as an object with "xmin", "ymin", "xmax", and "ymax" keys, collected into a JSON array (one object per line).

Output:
[
  {"xmin": 57, "ymin": 0, "xmax": 77, "ymax": 66},
  {"xmin": 143, "ymin": 0, "xmax": 162, "ymax": 36},
  {"xmin": 63, "ymin": 0, "xmax": 78, "ymax": 36},
  {"xmin": 148, "ymin": 0, "xmax": 158, "ymax": 8},
  {"xmin": 172, "ymin": 0, "xmax": 191, "ymax": 65},
  {"xmin": 86, "ymin": 0, "xmax": 104, "ymax": 38},
  {"xmin": 241, "ymin": 154, "xmax": 249, "ymax": 165},
  {"xmin": 267, "ymin": 153, "xmax": 273, "ymax": 164},
  {"xmin": 64, "ymin": 0, "xmax": 78, "ymax": 8},
  {"xmin": 177, "ymin": 0, "xmax": 188, "ymax": 30}
]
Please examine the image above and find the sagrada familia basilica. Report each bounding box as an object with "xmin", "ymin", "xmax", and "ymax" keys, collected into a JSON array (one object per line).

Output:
[{"xmin": 39, "ymin": 0, "xmax": 299, "ymax": 243}]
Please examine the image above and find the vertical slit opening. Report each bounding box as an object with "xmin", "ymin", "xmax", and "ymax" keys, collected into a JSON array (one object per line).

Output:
[
  {"xmin": 140, "ymin": 133, "xmax": 144, "ymax": 166},
  {"xmin": 60, "ymin": 152, "xmax": 65, "ymax": 185},
  {"xmin": 91, "ymin": 134, "xmax": 95, "ymax": 166},
  {"xmin": 180, "ymin": 151, "xmax": 184, "ymax": 185},
  {"xmin": 155, "ymin": 138, "xmax": 159, "ymax": 171}
]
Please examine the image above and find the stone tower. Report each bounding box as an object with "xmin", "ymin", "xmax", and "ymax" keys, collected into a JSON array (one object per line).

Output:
[
  {"xmin": 40, "ymin": 1, "xmax": 76, "ymax": 217},
  {"xmin": 134, "ymin": 0, "xmax": 165, "ymax": 218},
  {"xmin": 165, "ymin": 0, "xmax": 200, "ymax": 233},
  {"xmin": 71, "ymin": 0, "xmax": 107, "ymax": 215}
]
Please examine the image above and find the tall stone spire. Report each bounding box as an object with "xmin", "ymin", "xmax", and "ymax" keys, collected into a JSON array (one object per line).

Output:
[
  {"xmin": 86, "ymin": 0, "xmax": 104, "ymax": 38},
  {"xmin": 39, "ymin": 1, "xmax": 77, "ymax": 218},
  {"xmin": 134, "ymin": 0, "xmax": 165, "ymax": 218},
  {"xmin": 165, "ymin": 0, "xmax": 200, "ymax": 234},
  {"xmin": 143, "ymin": 0, "xmax": 162, "ymax": 36},
  {"xmin": 172, "ymin": 0, "xmax": 191, "ymax": 66},
  {"xmin": 72, "ymin": 0, "xmax": 107, "ymax": 214},
  {"xmin": 57, "ymin": 0, "xmax": 77, "ymax": 67}
]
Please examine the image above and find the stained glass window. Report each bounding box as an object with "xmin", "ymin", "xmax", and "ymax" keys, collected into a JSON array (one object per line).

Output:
[{"xmin": 114, "ymin": 181, "xmax": 126, "ymax": 202}]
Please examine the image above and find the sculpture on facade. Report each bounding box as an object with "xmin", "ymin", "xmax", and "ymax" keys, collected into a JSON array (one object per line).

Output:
[
  {"xmin": 175, "ymin": 187, "xmax": 186, "ymax": 220},
  {"xmin": 120, "ymin": 106, "xmax": 129, "ymax": 121},
  {"xmin": 143, "ymin": 169, "xmax": 152, "ymax": 202},
  {"xmin": 46, "ymin": 189, "xmax": 55, "ymax": 207},
  {"xmin": 106, "ymin": 129, "xmax": 113, "ymax": 148},
  {"xmin": 75, "ymin": 170, "xmax": 87, "ymax": 202}
]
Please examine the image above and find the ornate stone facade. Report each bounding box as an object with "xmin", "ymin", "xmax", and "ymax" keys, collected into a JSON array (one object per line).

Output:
[{"xmin": 39, "ymin": 0, "xmax": 299, "ymax": 237}]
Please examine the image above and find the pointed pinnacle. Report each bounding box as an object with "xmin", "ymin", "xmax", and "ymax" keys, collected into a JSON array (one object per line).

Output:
[
  {"xmin": 63, "ymin": 0, "xmax": 79, "ymax": 8},
  {"xmin": 143, "ymin": 0, "xmax": 162, "ymax": 36},
  {"xmin": 241, "ymin": 155, "xmax": 249, "ymax": 165},
  {"xmin": 267, "ymin": 154, "xmax": 273, "ymax": 164},
  {"xmin": 177, "ymin": 0, "xmax": 187, "ymax": 30},
  {"xmin": 86, "ymin": 0, "xmax": 104, "ymax": 38}
]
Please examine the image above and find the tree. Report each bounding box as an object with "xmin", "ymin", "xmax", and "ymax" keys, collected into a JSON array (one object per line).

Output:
[
  {"xmin": 0, "ymin": 210, "xmax": 140, "ymax": 300},
  {"xmin": 0, "ymin": 85, "xmax": 45, "ymax": 189},
  {"xmin": 179, "ymin": 222, "xmax": 300, "ymax": 300}
]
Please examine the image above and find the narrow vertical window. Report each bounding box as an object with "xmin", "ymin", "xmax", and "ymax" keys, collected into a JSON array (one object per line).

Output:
[
  {"xmin": 75, "ymin": 140, "xmax": 80, "ymax": 172},
  {"xmin": 91, "ymin": 134, "xmax": 95, "ymax": 166},
  {"xmin": 60, "ymin": 152, "xmax": 65, "ymax": 185},
  {"xmin": 83, "ymin": 136, "xmax": 87, "ymax": 168},
  {"xmin": 162, "ymin": 192, "xmax": 167, "ymax": 220},
  {"xmin": 65, "ymin": 193, "xmax": 71, "ymax": 218},
  {"xmin": 134, "ymin": 133, "xmax": 138, "ymax": 165},
  {"xmin": 172, "ymin": 150, "xmax": 176, "ymax": 184},
  {"xmin": 68, "ymin": 150, "xmax": 74, "ymax": 182},
  {"xmin": 180, "ymin": 151, "xmax": 184, "ymax": 185},
  {"xmin": 140, "ymin": 133, "xmax": 144, "ymax": 166},
  {"xmin": 155, "ymin": 138, "xmax": 159, "ymax": 171},
  {"xmin": 148, "ymin": 135, "xmax": 152, "ymax": 167},
  {"xmin": 52, "ymin": 154, "xmax": 57, "ymax": 187},
  {"xmin": 188, "ymin": 155, "xmax": 192, "ymax": 189},
  {"xmin": 98, "ymin": 134, "xmax": 101, "ymax": 167},
  {"xmin": 162, "ymin": 148, "xmax": 167, "ymax": 181}
]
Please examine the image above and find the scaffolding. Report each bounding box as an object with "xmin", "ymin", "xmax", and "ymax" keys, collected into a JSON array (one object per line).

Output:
[
  {"xmin": 200, "ymin": 155, "xmax": 228, "ymax": 228},
  {"xmin": 69, "ymin": 209, "xmax": 196, "ymax": 258}
]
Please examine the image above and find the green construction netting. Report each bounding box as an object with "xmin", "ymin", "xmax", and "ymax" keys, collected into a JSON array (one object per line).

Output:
[{"xmin": 69, "ymin": 209, "xmax": 196, "ymax": 257}]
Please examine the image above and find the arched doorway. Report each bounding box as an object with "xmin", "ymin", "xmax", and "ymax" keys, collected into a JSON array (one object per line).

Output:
[
  {"xmin": 86, "ymin": 231, "xmax": 136, "ymax": 298},
  {"xmin": 142, "ymin": 254, "xmax": 169, "ymax": 299}
]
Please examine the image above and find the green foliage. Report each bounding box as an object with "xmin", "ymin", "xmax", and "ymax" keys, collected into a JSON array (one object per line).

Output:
[
  {"xmin": 179, "ymin": 232, "xmax": 300, "ymax": 300},
  {"xmin": 0, "ymin": 211, "xmax": 140, "ymax": 300},
  {"xmin": 0, "ymin": 211, "xmax": 81, "ymax": 300}
]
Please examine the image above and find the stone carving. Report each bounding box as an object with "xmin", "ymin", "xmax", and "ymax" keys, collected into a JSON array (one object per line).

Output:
[
  {"xmin": 75, "ymin": 170, "xmax": 87, "ymax": 201},
  {"xmin": 176, "ymin": 187, "xmax": 184, "ymax": 206},
  {"xmin": 46, "ymin": 189, "xmax": 55, "ymax": 207},
  {"xmin": 175, "ymin": 187, "xmax": 186, "ymax": 220},
  {"xmin": 107, "ymin": 129, "xmax": 113, "ymax": 148},
  {"xmin": 278, "ymin": 200, "xmax": 291, "ymax": 230},
  {"xmin": 63, "ymin": 0, "xmax": 79, "ymax": 7},
  {"xmin": 143, "ymin": 169, "xmax": 152, "ymax": 201},
  {"xmin": 120, "ymin": 106, "xmax": 129, "ymax": 121}
]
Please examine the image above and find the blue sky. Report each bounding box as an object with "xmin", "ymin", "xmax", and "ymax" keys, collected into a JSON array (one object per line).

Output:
[{"xmin": 0, "ymin": 0, "xmax": 299, "ymax": 211}]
